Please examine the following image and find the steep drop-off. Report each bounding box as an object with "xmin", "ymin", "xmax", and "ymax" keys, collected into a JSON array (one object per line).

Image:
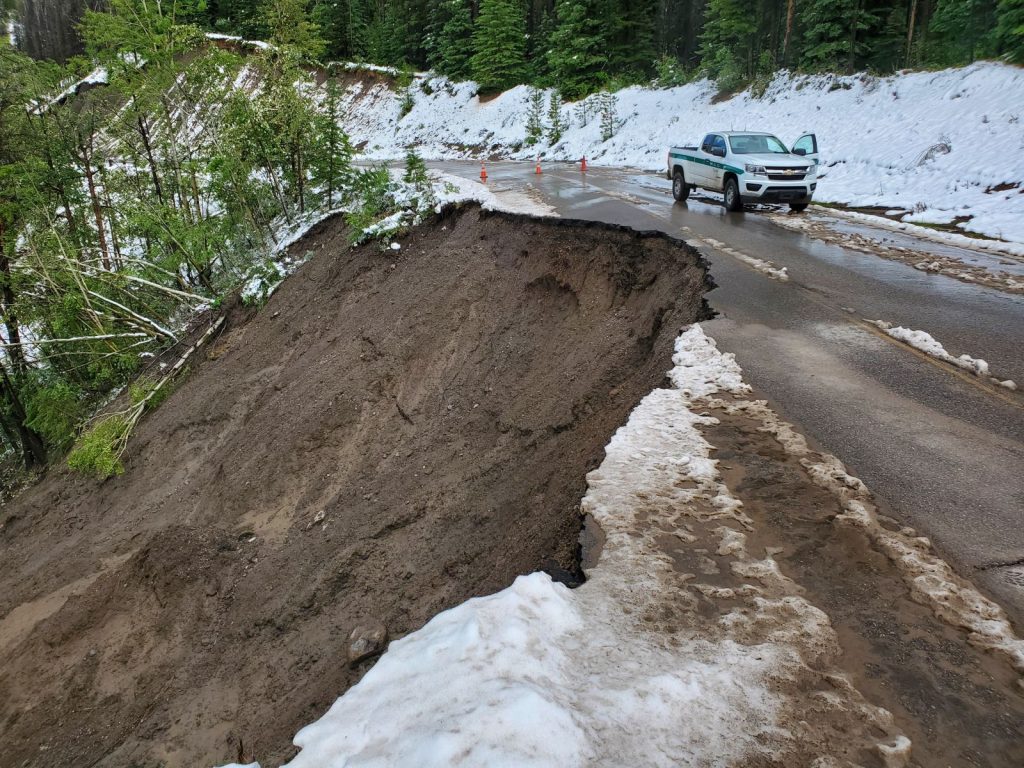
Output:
[{"xmin": 0, "ymin": 205, "xmax": 712, "ymax": 767}]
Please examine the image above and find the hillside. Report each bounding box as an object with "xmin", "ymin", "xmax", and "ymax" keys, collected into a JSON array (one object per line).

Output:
[
  {"xmin": 321, "ymin": 59, "xmax": 1024, "ymax": 245},
  {"xmin": 0, "ymin": 205, "xmax": 711, "ymax": 766}
]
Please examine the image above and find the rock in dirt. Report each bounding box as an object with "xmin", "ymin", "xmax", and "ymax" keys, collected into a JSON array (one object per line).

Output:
[{"xmin": 347, "ymin": 621, "xmax": 388, "ymax": 665}]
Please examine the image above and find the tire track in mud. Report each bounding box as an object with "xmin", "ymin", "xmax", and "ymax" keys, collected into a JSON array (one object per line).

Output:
[{"xmin": 701, "ymin": 406, "xmax": 1024, "ymax": 768}]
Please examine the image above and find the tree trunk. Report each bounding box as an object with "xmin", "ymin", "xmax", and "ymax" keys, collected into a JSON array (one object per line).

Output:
[
  {"xmin": 783, "ymin": 0, "xmax": 796, "ymax": 60},
  {"xmin": 906, "ymin": 0, "xmax": 919, "ymax": 66},
  {"xmin": 80, "ymin": 137, "xmax": 111, "ymax": 270},
  {"xmin": 0, "ymin": 362, "xmax": 47, "ymax": 469},
  {"xmin": 136, "ymin": 106, "xmax": 165, "ymax": 206},
  {"xmin": 0, "ymin": 222, "xmax": 29, "ymax": 374}
]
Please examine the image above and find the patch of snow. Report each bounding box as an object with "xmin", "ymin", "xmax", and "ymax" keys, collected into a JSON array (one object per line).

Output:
[
  {"xmin": 698, "ymin": 235, "xmax": 789, "ymax": 281},
  {"xmin": 206, "ymin": 32, "xmax": 271, "ymax": 50},
  {"xmin": 869, "ymin": 320, "xmax": 1015, "ymax": 389},
  {"xmin": 432, "ymin": 171, "xmax": 558, "ymax": 217},
  {"xmin": 827, "ymin": 208, "xmax": 1024, "ymax": 259}
]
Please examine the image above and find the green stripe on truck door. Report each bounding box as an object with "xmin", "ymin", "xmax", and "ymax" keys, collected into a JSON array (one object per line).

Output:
[{"xmin": 669, "ymin": 151, "xmax": 744, "ymax": 175}]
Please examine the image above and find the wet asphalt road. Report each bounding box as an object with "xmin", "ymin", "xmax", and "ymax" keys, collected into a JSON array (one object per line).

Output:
[{"xmin": 435, "ymin": 160, "xmax": 1024, "ymax": 624}]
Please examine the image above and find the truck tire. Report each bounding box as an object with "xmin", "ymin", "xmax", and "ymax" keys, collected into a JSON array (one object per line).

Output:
[
  {"xmin": 672, "ymin": 169, "xmax": 690, "ymax": 201},
  {"xmin": 789, "ymin": 203, "xmax": 808, "ymax": 212},
  {"xmin": 724, "ymin": 177, "xmax": 742, "ymax": 211}
]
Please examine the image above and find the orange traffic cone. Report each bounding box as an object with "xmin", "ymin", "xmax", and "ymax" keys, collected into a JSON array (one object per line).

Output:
[
  {"xmin": 581, "ymin": 155, "xmax": 588, "ymax": 172},
  {"xmin": 535, "ymin": 158, "xmax": 542, "ymax": 175},
  {"xmin": 480, "ymin": 162, "xmax": 488, "ymax": 182}
]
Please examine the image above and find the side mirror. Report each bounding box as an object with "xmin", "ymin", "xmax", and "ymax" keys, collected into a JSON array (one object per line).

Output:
[
  {"xmin": 793, "ymin": 147, "xmax": 807, "ymax": 156},
  {"xmin": 712, "ymin": 146, "xmax": 726, "ymax": 158}
]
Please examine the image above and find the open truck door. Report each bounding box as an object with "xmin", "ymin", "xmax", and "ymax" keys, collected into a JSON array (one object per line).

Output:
[{"xmin": 792, "ymin": 133, "xmax": 819, "ymax": 161}]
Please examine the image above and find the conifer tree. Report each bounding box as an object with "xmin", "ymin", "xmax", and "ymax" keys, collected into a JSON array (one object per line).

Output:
[
  {"xmin": 525, "ymin": 87, "xmax": 544, "ymax": 145},
  {"xmin": 470, "ymin": 0, "xmax": 528, "ymax": 91},
  {"xmin": 546, "ymin": 89, "xmax": 565, "ymax": 144},
  {"xmin": 610, "ymin": 0, "xmax": 657, "ymax": 77},
  {"xmin": 929, "ymin": 0, "xmax": 998, "ymax": 65},
  {"xmin": 547, "ymin": 0, "xmax": 610, "ymax": 99},
  {"xmin": 263, "ymin": 0, "xmax": 328, "ymax": 59},
  {"xmin": 996, "ymin": 0, "xmax": 1024, "ymax": 62},
  {"xmin": 598, "ymin": 90, "xmax": 617, "ymax": 141},
  {"xmin": 699, "ymin": 0, "xmax": 757, "ymax": 88},
  {"xmin": 435, "ymin": 0, "xmax": 475, "ymax": 79},
  {"xmin": 799, "ymin": 0, "xmax": 878, "ymax": 72},
  {"xmin": 348, "ymin": 0, "xmax": 373, "ymax": 59}
]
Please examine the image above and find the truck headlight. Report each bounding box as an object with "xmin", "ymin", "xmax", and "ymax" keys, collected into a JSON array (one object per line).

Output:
[
  {"xmin": 745, "ymin": 164, "xmax": 767, "ymax": 175},
  {"xmin": 807, "ymin": 163, "xmax": 818, "ymax": 176}
]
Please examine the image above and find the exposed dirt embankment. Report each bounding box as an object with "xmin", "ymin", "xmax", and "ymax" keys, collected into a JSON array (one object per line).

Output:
[{"xmin": 0, "ymin": 205, "xmax": 711, "ymax": 767}]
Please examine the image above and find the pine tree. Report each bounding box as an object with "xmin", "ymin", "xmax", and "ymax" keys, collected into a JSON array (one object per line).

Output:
[
  {"xmin": 546, "ymin": 89, "xmax": 565, "ymax": 144},
  {"xmin": 610, "ymin": 0, "xmax": 657, "ymax": 77},
  {"xmin": 435, "ymin": 0, "xmax": 475, "ymax": 79},
  {"xmin": 799, "ymin": 0, "xmax": 879, "ymax": 72},
  {"xmin": 348, "ymin": 0, "xmax": 373, "ymax": 59},
  {"xmin": 547, "ymin": 0, "xmax": 611, "ymax": 99},
  {"xmin": 699, "ymin": 0, "xmax": 757, "ymax": 88},
  {"xmin": 998, "ymin": 0, "xmax": 1024, "ymax": 62},
  {"xmin": 312, "ymin": 0, "xmax": 352, "ymax": 59},
  {"xmin": 263, "ymin": 0, "xmax": 328, "ymax": 59},
  {"xmin": 525, "ymin": 87, "xmax": 544, "ymax": 145},
  {"xmin": 929, "ymin": 0, "xmax": 998, "ymax": 65},
  {"xmin": 598, "ymin": 90, "xmax": 617, "ymax": 141},
  {"xmin": 470, "ymin": 0, "xmax": 529, "ymax": 91}
]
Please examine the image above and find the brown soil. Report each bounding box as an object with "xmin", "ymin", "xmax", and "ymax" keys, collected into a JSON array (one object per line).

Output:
[
  {"xmin": 703, "ymin": 408, "xmax": 1024, "ymax": 768},
  {"xmin": 0, "ymin": 205, "xmax": 711, "ymax": 768}
]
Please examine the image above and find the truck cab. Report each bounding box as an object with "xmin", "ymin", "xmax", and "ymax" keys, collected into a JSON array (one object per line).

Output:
[{"xmin": 667, "ymin": 132, "xmax": 819, "ymax": 212}]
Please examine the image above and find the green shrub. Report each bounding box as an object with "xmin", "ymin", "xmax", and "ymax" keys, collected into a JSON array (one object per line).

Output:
[
  {"xmin": 655, "ymin": 55, "xmax": 690, "ymax": 88},
  {"xmin": 25, "ymin": 381, "xmax": 82, "ymax": 452},
  {"xmin": 129, "ymin": 375, "xmax": 178, "ymax": 411},
  {"xmin": 399, "ymin": 87, "xmax": 415, "ymax": 118},
  {"xmin": 67, "ymin": 415, "xmax": 131, "ymax": 480}
]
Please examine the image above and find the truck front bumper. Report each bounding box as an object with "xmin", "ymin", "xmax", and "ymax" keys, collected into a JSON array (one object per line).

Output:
[{"xmin": 742, "ymin": 180, "xmax": 816, "ymax": 203}]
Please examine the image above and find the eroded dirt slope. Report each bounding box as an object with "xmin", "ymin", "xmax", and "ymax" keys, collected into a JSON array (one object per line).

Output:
[{"xmin": 0, "ymin": 205, "xmax": 711, "ymax": 767}]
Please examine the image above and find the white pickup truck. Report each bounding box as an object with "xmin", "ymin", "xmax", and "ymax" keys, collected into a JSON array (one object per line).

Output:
[{"xmin": 667, "ymin": 132, "xmax": 819, "ymax": 211}]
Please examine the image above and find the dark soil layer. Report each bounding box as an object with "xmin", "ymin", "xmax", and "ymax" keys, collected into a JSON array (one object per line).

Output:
[
  {"xmin": 0, "ymin": 205, "xmax": 711, "ymax": 767},
  {"xmin": 704, "ymin": 410, "xmax": 1024, "ymax": 768}
]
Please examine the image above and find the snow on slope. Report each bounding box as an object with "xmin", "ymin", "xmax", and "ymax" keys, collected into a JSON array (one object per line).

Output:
[
  {"xmin": 221, "ymin": 326, "xmax": 910, "ymax": 768},
  {"xmin": 336, "ymin": 62, "xmax": 1024, "ymax": 244}
]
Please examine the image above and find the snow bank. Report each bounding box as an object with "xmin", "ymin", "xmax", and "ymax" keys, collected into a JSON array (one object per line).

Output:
[
  {"xmin": 333, "ymin": 62, "xmax": 1024, "ymax": 244},
  {"xmin": 869, "ymin": 319, "xmax": 1016, "ymax": 388}
]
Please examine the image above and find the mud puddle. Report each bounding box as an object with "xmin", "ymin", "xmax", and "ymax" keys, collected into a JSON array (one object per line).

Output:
[{"xmin": 703, "ymin": 409, "xmax": 1024, "ymax": 768}]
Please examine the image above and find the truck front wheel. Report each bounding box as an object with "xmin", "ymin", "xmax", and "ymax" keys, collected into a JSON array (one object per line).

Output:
[
  {"xmin": 789, "ymin": 203, "xmax": 808, "ymax": 212},
  {"xmin": 724, "ymin": 177, "xmax": 743, "ymax": 211},
  {"xmin": 672, "ymin": 169, "xmax": 690, "ymax": 202}
]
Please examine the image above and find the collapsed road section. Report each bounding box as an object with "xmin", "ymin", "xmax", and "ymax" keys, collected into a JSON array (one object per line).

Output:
[
  {"xmin": 270, "ymin": 327, "xmax": 1024, "ymax": 768},
  {"xmin": 0, "ymin": 205, "xmax": 712, "ymax": 767}
]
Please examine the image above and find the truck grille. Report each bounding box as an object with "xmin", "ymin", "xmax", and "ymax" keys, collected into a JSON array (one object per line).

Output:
[{"xmin": 766, "ymin": 167, "xmax": 808, "ymax": 181}]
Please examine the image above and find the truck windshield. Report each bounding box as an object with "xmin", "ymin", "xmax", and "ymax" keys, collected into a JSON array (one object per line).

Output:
[{"xmin": 728, "ymin": 134, "xmax": 790, "ymax": 154}]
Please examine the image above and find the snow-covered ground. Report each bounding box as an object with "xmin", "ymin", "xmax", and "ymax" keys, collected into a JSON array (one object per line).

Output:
[{"xmin": 333, "ymin": 62, "xmax": 1024, "ymax": 246}]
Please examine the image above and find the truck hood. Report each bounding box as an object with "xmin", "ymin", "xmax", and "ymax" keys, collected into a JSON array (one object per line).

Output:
[{"xmin": 738, "ymin": 153, "xmax": 811, "ymax": 167}]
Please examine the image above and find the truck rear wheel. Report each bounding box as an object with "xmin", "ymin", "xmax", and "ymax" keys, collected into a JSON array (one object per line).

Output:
[
  {"xmin": 724, "ymin": 177, "xmax": 743, "ymax": 211},
  {"xmin": 672, "ymin": 169, "xmax": 690, "ymax": 202}
]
